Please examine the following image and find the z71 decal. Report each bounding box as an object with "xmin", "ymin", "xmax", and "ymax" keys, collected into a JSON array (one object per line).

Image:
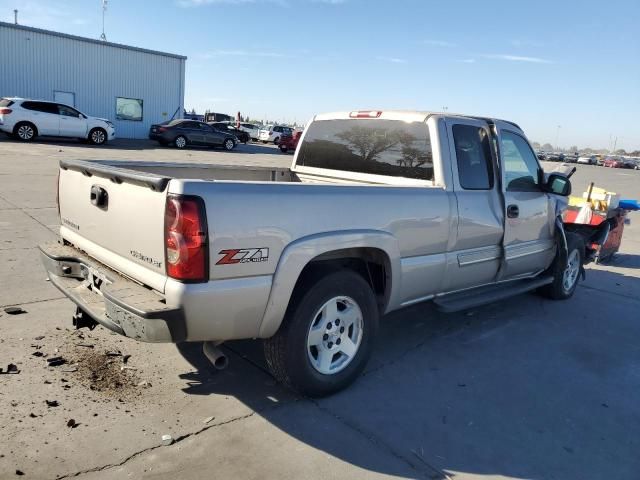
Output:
[{"xmin": 216, "ymin": 248, "xmax": 269, "ymax": 265}]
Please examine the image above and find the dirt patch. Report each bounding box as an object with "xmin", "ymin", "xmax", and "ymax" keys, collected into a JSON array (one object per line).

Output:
[
  {"xmin": 58, "ymin": 331, "xmax": 142, "ymax": 401},
  {"xmin": 71, "ymin": 348, "xmax": 140, "ymax": 399}
]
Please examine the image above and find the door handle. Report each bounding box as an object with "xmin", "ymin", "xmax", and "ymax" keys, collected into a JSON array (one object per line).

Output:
[{"xmin": 507, "ymin": 204, "xmax": 519, "ymax": 218}]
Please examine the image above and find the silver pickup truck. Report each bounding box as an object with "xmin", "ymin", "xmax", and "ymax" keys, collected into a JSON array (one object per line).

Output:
[{"xmin": 41, "ymin": 110, "xmax": 606, "ymax": 396}]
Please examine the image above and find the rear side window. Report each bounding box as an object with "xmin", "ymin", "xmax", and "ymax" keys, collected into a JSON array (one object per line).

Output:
[
  {"xmin": 22, "ymin": 101, "xmax": 58, "ymax": 114},
  {"xmin": 0, "ymin": 99, "xmax": 14, "ymax": 107},
  {"xmin": 297, "ymin": 119, "xmax": 434, "ymax": 181},
  {"xmin": 452, "ymin": 124, "xmax": 494, "ymax": 190}
]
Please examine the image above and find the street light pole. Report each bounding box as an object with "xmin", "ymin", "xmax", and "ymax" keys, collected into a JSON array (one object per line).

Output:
[{"xmin": 555, "ymin": 125, "xmax": 561, "ymax": 151}]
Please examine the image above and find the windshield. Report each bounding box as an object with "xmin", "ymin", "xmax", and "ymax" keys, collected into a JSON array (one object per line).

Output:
[{"xmin": 297, "ymin": 119, "xmax": 433, "ymax": 180}]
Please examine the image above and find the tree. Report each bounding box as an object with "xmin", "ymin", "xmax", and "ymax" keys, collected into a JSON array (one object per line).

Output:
[
  {"xmin": 336, "ymin": 127, "xmax": 412, "ymax": 162},
  {"xmin": 541, "ymin": 143, "xmax": 553, "ymax": 151},
  {"xmin": 614, "ymin": 149, "xmax": 627, "ymax": 155},
  {"xmin": 531, "ymin": 141, "xmax": 541, "ymax": 150},
  {"xmin": 569, "ymin": 145, "xmax": 578, "ymax": 152}
]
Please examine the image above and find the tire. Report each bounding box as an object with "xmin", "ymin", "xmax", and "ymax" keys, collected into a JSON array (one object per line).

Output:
[
  {"xmin": 89, "ymin": 128, "xmax": 107, "ymax": 145},
  {"xmin": 538, "ymin": 232, "xmax": 584, "ymax": 300},
  {"xmin": 264, "ymin": 270, "xmax": 379, "ymax": 397},
  {"xmin": 174, "ymin": 136, "xmax": 187, "ymax": 149},
  {"xmin": 14, "ymin": 122, "xmax": 37, "ymax": 142},
  {"xmin": 280, "ymin": 145, "xmax": 288, "ymax": 153},
  {"xmin": 273, "ymin": 136, "xmax": 280, "ymax": 145},
  {"xmin": 223, "ymin": 138, "xmax": 235, "ymax": 151}
]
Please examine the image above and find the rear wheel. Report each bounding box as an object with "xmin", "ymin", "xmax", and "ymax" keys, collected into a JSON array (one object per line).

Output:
[
  {"xmin": 14, "ymin": 122, "xmax": 37, "ymax": 142},
  {"xmin": 280, "ymin": 145, "xmax": 288, "ymax": 153},
  {"xmin": 264, "ymin": 270, "xmax": 378, "ymax": 397},
  {"xmin": 273, "ymin": 136, "xmax": 280, "ymax": 145},
  {"xmin": 538, "ymin": 232, "xmax": 584, "ymax": 300},
  {"xmin": 174, "ymin": 136, "xmax": 187, "ymax": 149}
]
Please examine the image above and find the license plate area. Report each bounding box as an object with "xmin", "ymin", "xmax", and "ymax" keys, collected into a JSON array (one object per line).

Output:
[{"xmin": 79, "ymin": 265, "xmax": 110, "ymax": 297}]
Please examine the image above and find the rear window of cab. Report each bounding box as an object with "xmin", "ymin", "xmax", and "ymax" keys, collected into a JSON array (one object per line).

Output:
[{"xmin": 296, "ymin": 119, "xmax": 434, "ymax": 181}]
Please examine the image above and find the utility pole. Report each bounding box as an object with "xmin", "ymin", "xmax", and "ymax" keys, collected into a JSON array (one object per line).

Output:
[
  {"xmin": 555, "ymin": 125, "xmax": 561, "ymax": 151},
  {"xmin": 100, "ymin": 0, "xmax": 108, "ymax": 41},
  {"xmin": 13, "ymin": 9, "xmax": 18, "ymax": 24},
  {"xmin": 612, "ymin": 136, "xmax": 618, "ymax": 153}
]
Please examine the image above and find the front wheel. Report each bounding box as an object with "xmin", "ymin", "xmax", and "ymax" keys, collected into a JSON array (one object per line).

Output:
[
  {"xmin": 538, "ymin": 232, "xmax": 585, "ymax": 300},
  {"xmin": 273, "ymin": 136, "xmax": 280, "ymax": 145},
  {"xmin": 223, "ymin": 138, "xmax": 235, "ymax": 151},
  {"xmin": 89, "ymin": 128, "xmax": 107, "ymax": 145},
  {"xmin": 264, "ymin": 270, "xmax": 378, "ymax": 397},
  {"xmin": 279, "ymin": 145, "xmax": 288, "ymax": 153}
]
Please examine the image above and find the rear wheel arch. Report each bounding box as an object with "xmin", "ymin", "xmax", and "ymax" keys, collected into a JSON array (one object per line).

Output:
[{"xmin": 258, "ymin": 233, "xmax": 401, "ymax": 339}]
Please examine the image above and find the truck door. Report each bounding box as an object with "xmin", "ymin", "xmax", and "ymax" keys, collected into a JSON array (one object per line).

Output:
[
  {"xmin": 442, "ymin": 118, "xmax": 504, "ymax": 292},
  {"xmin": 495, "ymin": 125, "xmax": 555, "ymax": 279}
]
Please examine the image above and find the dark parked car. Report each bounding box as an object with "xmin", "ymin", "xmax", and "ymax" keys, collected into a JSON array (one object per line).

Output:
[
  {"xmin": 208, "ymin": 122, "xmax": 250, "ymax": 144},
  {"xmin": 149, "ymin": 119, "xmax": 237, "ymax": 150}
]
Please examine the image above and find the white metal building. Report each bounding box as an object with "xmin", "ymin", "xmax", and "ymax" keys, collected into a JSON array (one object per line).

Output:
[{"xmin": 0, "ymin": 21, "xmax": 186, "ymax": 139}]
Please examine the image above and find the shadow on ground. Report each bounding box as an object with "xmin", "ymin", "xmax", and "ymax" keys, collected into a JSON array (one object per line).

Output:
[{"xmin": 175, "ymin": 267, "xmax": 640, "ymax": 480}]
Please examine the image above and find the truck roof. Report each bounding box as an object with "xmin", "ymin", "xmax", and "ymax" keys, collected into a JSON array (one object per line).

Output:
[{"xmin": 313, "ymin": 110, "xmax": 522, "ymax": 131}]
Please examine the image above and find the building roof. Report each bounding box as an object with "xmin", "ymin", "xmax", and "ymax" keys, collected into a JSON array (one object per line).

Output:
[{"xmin": 0, "ymin": 21, "xmax": 187, "ymax": 60}]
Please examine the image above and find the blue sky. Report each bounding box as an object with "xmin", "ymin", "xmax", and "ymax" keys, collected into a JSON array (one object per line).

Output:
[{"xmin": 1, "ymin": 0, "xmax": 639, "ymax": 150}]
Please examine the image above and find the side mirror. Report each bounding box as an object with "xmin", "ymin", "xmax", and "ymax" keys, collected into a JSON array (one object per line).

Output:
[{"xmin": 545, "ymin": 173, "xmax": 571, "ymax": 196}]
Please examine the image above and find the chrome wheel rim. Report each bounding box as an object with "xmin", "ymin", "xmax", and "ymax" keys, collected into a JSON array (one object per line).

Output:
[
  {"xmin": 92, "ymin": 130, "xmax": 105, "ymax": 144},
  {"xmin": 18, "ymin": 125, "xmax": 34, "ymax": 140},
  {"xmin": 176, "ymin": 137, "xmax": 186, "ymax": 148},
  {"xmin": 562, "ymin": 249, "xmax": 580, "ymax": 292},
  {"xmin": 225, "ymin": 139, "xmax": 234, "ymax": 150},
  {"xmin": 307, "ymin": 296, "xmax": 363, "ymax": 375}
]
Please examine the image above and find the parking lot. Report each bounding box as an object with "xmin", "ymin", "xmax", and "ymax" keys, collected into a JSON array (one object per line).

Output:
[{"xmin": 1, "ymin": 137, "xmax": 639, "ymax": 480}]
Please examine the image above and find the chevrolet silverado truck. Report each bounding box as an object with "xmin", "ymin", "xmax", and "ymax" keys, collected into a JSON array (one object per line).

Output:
[{"xmin": 40, "ymin": 110, "xmax": 608, "ymax": 397}]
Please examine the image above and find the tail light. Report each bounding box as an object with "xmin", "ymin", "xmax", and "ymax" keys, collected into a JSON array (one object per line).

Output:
[
  {"xmin": 164, "ymin": 195, "xmax": 208, "ymax": 282},
  {"xmin": 0, "ymin": 108, "xmax": 12, "ymax": 114}
]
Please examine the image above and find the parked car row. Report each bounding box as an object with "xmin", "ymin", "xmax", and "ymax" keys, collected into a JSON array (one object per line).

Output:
[
  {"xmin": 536, "ymin": 149, "xmax": 639, "ymax": 169},
  {"xmin": 0, "ymin": 97, "xmax": 115, "ymax": 145},
  {"xmin": 149, "ymin": 119, "xmax": 238, "ymax": 150}
]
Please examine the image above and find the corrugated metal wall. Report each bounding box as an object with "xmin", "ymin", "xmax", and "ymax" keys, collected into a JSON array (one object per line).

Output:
[{"xmin": 0, "ymin": 23, "xmax": 185, "ymax": 139}]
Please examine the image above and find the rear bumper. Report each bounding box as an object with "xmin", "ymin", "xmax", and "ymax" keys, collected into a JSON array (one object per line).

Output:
[{"xmin": 40, "ymin": 242, "xmax": 185, "ymax": 343}]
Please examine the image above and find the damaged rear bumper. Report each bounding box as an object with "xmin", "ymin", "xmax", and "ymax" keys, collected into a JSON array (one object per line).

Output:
[{"xmin": 39, "ymin": 242, "xmax": 186, "ymax": 343}]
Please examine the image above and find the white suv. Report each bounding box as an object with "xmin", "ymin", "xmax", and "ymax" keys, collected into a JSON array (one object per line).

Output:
[
  {"xmin": 258, "ymin": 124, "xmax": 293, "ymax": 145},
  {"xmin": 0, "ymin": 98, "xmax": 115, "ymax": 145}
]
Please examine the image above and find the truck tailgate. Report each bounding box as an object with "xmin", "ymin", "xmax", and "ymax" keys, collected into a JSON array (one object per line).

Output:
[{"xmin": 58, "ymin": 160, "xmax": 168, "ymax": 292}]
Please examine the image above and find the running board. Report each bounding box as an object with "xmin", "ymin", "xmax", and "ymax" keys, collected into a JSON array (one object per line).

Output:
[{"xmin": 433, "ymin": 276, "xmax": 554, "ymax": 313}]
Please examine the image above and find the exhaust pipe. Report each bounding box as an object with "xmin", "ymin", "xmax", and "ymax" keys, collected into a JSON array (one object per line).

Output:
[{"xmin": 203, "ymin": 341, "xmax": 229, "ymax": 370}]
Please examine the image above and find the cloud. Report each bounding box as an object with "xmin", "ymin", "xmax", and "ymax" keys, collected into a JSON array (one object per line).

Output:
[
  {"xmin": 376, "ymin": 56, "xmax": 407, "ymax": 64},
  {"xmin": 482, "ymin": 54, "xmax": 552, "ymax": 64},
  {"xmin": 422, "ymin": 40, "xmax": 456, "ymax": 47},
  {"xmin": 199, "ymin": 49, "xmax": 286, "ymax": 58}
]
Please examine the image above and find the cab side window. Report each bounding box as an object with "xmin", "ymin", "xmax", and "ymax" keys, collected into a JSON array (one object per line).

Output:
[
  {"xmin": 452, "ymin": 124, "xmax": 494, "ymax": 190},
  {"xmin": 501, "ymin": 131, "xmax": 541, "ymax": 192},
  {"xmin": 58, "ymin": 105, "xmax": 81, "ymax": 117}
]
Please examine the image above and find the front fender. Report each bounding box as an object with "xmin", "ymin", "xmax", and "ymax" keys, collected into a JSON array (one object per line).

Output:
[{"xmin": 258, "ymin": 230, "xmax": 402, "ymax": 338}]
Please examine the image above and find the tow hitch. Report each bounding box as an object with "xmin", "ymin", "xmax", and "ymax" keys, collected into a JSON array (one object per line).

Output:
[{"xmin": 72, "ymin": 307, "xmax": 98, "ymax": 330}]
